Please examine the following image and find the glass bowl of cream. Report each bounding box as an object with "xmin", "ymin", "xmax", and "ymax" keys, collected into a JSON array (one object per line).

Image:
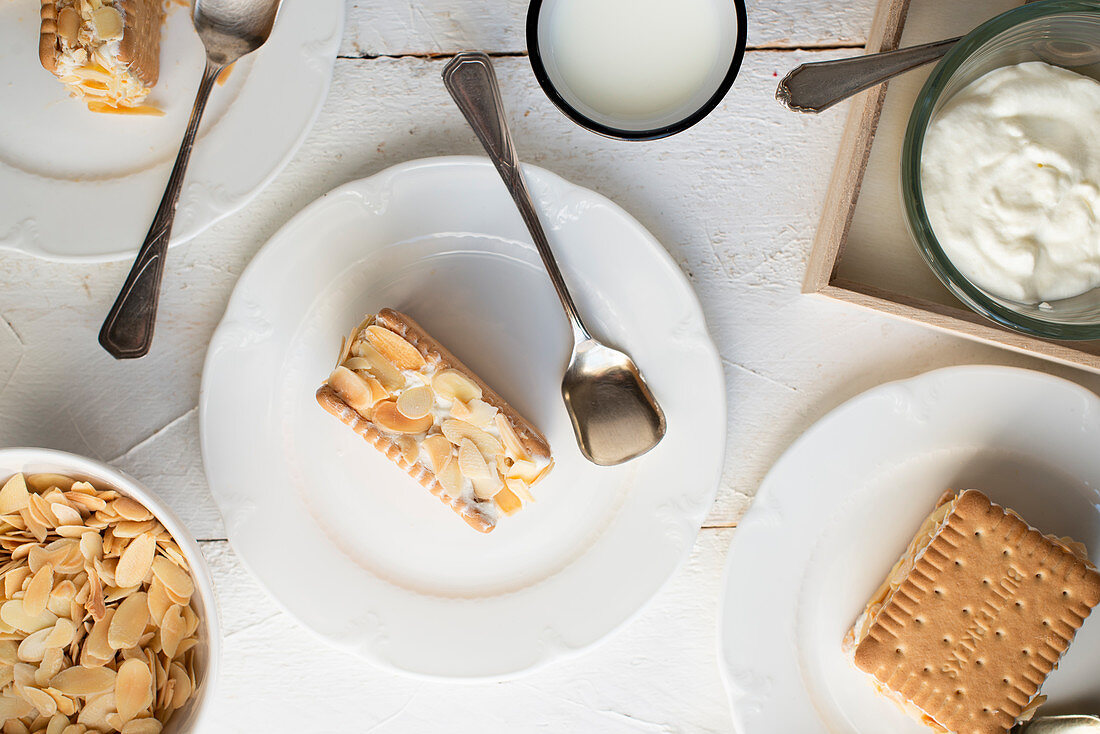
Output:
[
  {"xmin": 902, "ymin": 0, "xmax": 1100, "ymax": 340},
  {"xmin": 526, "ymin": 0, "xmax": 748, "ymax": 140}
]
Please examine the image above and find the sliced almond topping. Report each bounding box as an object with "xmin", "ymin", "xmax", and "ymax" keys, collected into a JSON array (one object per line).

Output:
[
  {"xmin": 108, "ymin": 593, "xmax": 149, "ymax": 651},
  {"xmin": 435, "ymin": 457, "xmax": 464, "ymax": 499},
  {"xmin": 114, "ymin": 533, "xmax": 156, "ymax": 589},
  {"xmin": 494, "ymin": 486, "xmax": 523, "ymax": 515},
  {"xmin": 0, "ymin": 474, "xmax": 30, "ymax": 514},
  {"xmin": 328, "ymin": 366, "xmax": 384, "ymax": 415},
  {"xmin": 506, "ymin": 477, "xmax": 536, "ymax": 504},
  {"xmin": 441, "ymin": 419, "xmax": 503, "ymax": 458},
  {"xmin": 76, "ymin": 691, "xmax": 115, "ymax": 729},
  {"xmin": 495, "ymin": 414, "xmax": 530, "ymax": 460},
  {"xmin": 81, "ymin": 609, "xmax": 115, "ymax": 666},
  {"xmin": 366, "ymin": 325, "xmax": 426, "ymax": 370},
  {"xmin": 146, "ymin": 578, "xmax": 172, "ymax": 627},
  {"xmin": 431, "ymin": 369, "xmax": 482, "ymax": 403},
  {"xmin": 395, "ymin": 436, "xmax": 418, "ymax": 465},
  {"xmin": 458, "ymin": 439, "xmax": 502, "ymax": 500},
  {"xmin": 532, "ymin": 459, "xmax": 555, "ymax": 486},
  {"xmin": 52, "ymin": 666, "xmax": 116, "ymax": 697},
  {"xmin": 349, "ymin": 341, "xmax": 405, "ymax": 391},
  {"xmin": 57, "ymin": 7, "xmax": 81, "ymax": 45},
  {"xmin": 372, "ymin": 401, "xmax": 433, "ymax": 435},
  {"xmin": 422, "ymin": 434, "xmax": 453, "ymax": 474},
  {"xmin": 159, "ymin": 605, "xmax": 185, "ymax": 660},
  {"xmin": 507, "ymin": 460, "xmax": 541, "ymax": 483},
  {"xmin": 395, "ymin": 385, "xmax": 433, "ymax": 420},
  {"xmin": 17, "ymin": 627, "xmax": 51, "ymax": 663},
  {"xmin": 115, "ymin": 658, "xmax": 152, "ymax": 723},
  {"xmin": 23, "ymin": 564, "xmax": 54, "ymax": 617},
  {"xmin": 91, "ymin": 6, "xmax": 123, "ymax": 41},
  {"xmin": 20, "ymin": 684, "xmax": 58, "ymax": 716}
]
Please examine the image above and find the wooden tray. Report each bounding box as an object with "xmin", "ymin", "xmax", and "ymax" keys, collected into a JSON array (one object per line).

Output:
[{"xmin": 803, "ymin": 0, "xmax": 1100, "ymax": 373}]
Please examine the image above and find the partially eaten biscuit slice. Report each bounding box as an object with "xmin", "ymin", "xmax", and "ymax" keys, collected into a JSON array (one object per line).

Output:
[
  {"xmin": 316, "ymin": 308, "xmax": 554, "ymax": 533},
  {"xmin": 39, "ymin": 0, "xmax": 165, "ymax": 112}
]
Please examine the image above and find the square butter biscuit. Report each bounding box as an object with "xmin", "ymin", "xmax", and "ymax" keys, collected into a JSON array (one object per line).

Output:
[{"xmin": 850, "ymin": 490, "xmax": 1100, "ymax": 734}]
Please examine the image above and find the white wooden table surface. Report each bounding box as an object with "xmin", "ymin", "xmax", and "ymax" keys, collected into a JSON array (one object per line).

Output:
[{"xmin": 4, "ymin": 1, "xmax": 1100, "ymax": 731}]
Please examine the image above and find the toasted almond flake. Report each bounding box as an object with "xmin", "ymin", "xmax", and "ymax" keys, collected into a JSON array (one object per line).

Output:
[
  {"xmin": 35, "ymin": 647, "xmax": 64, "ymax": 687},
  {"xmin": 115, "ymin": 659, "xmax": 152, "ymax": 723},
  {"xmin": 25, "ymin": 475, "xmax": 75, "ymax": 494},
  {"xmin": 113, "ymin": 520, "xmax": 157, "ymax": 539},
  {"xmin": 20, "ymin": 684, "xmax": 58, "ymax": 716},
  {"xmin": 23, "ymin": 565, "xmax": 54, "ymax": 618},
  {"xmin": 76, "ymin": 691, "xmax": 115, "ymax": 729},
  {"xmin": 167, "ymin": 663, "xmax": 191, "ymax": 711},
  {"xmin": 158, "ymin": 606, "xmax": 185, "ymax": 660},
  {"xmin": 42, "ymin": 619, "xmax": 75, "ymax": 650},
  {"xmin": 372, "ymin": 400, "xmax": 433, "ymax": 435},
  {"xmin": 431, "ymin": 369, "xmax": 483, "ymax": 404},
  {"xmin": 495, "ymin": 414, "xmax": 530, "ymax": 460},
  {"xmin": 108, "ymin": 593, "xmax": 148, "ymax": 651},
  {"xmin": 349, "ymin": 341, "xmax": 406, "ymax": 391},
  {"xmin": 452, "ymin": 398, "xmax": 497, "ymax": 427},
  {"xmin": 506, "ymin": 459, "xmax": 541, "ymax": 483},
  {"xmin": 145, "ymin": 579, "xmax": 171, "ymax": 627},
  {"xmin": 79, "ymin": 532, "xmax": 103, "ymax": 563},
  {"xmin": 45, "ymin": 714, "xmax": 68, "ymax": 734},
  {"xmin": 5, "ymin": 566, "xmax": 31, "ymax": 598},
  {"xmin": 506, "ymin": 477, "xmax": 536, "ymax": 504},
  {"xmin": 111, "ymin": 498, "xmax": 152, "ymax": 523},
  {"xmin": 532, "ymin": 459, "xmax": 554, "ymax": 486},
  {"xmin": 150, "ymin": 558, "xmax": 192, "ymax": 600},
  {"xmin": 435, "ymin": 457, "xmax": 464, "ymax": 499},
  {"xmin": 365, "ymin": 325, "xmax": 426, "ymax": 369},
  {"xmin": 328, "ymin": 366, "xmax": 383, "ymax": 415},
  {"xmin": 17, "ymin": 627, "xmax": 51, "ymax": 662},
  {"xmin": 85, "ymin": 569, "xmax": 106, "ymax": 622},
  {"xmin": 0, "ymin": 475, "xmax": 30, "ymax": 514},
  {"xmin": 0, "ymin": 639, "xmax": 18, "ymax": 664},
  {"xmin": 395, "ymin": 385, "xmax": 433, "ymax": 420},
  {"xmin": 0, "ymin": 694, "xmax": 33, "ymax": 720},
  {"xmin": 441, "ymin": 419, "xmax": 503, "ymax": 458},
  {"xmin": 395, "ymin": 436, "xmax": 419, "ymax": 465},
  {"xmin": 494, "ymin": 485, "xmax": 522, "ymax": 515},
  {"xmin": 1, "ymin": 601, "xmax": 57, "ymax": 634},
  {"xmin": 52, "ymin": 666, "xmax": 116, "ymax": 697},
  {"xmin": 121, "ymin": 719, "xmax": 162, "ymax": 734},
  {"xmin": 422, "ymin": 434, "xmax": 453, "ymax": 474},
  {"xmin": 81, "ymin": 609, "xmax": 114, "ymax": 666},
  {"xmin": 49, "ymin": 504, "xmax": 83, "ymax": 527},
  {"xmin": 114, "ymin": 533, "xmax": 155, "ymax": 589},
  {"xmin": 458, "ymin": 439, "xmax": 502, "ymax": 500}
]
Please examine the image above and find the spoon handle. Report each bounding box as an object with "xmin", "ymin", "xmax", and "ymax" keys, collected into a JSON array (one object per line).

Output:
[
  {"xmin": 777, "ymin": 37, "xmax": 960, "ymax": 113},
  {"xmin": 99, "ymin": 60, "xmax": 223, "ymax": 359},
  {"xmin": 442, "ymin": 52, "xmax": 591, "ymax": 342}
]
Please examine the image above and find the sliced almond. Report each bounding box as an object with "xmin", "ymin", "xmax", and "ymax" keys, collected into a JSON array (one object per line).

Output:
[
  {"xmin": 366, "ymin": 325, "xmax": 426, "ymax": 370},
  {"xmin": 43, "ymin": 619, "xmax": 75, "ymax": 651},
  {"xmin": 532, "ymin": 459, "xmax": 555, "ymax": 486},
  {"xmin": 495, "ymin": 414, "xmax": 530, "ymax": 460},
  {"xmin": 506, "ymin": 477, "xmax": 535, "ymax": 504},
  {"xmin": 0, "ymin": 474, "xmax": 30, "ymax": 514},
  {"xmin": 431, "ymin": 369, "xmax": 482, "ymax": 403},
  {"xmin": 371, "ymin": 401, "xmax": 432, "ymax": 435},
  {"xmin": 435, "ymin": 457, "xmax": 464, "ymax": 499},
  {"xmin": 115, "ymin": 658, "xmax": 152, "ymax": 723},
  {"xmin": 51, "ymin": 666, "xmax": 116, "ymax": 697},
  {"xmin": 167, "ymin": 662, "xmax": 192, "ymax": 711},
  {"xmin": 20, "ymin": 684, "xmax": 58, "ymax": 716},
  {"xmin": 122, "ymin": 719, "xmax": 163, "ymax": 734},
  {"xmin": 25, "ymin": 475, "xmax": 74, "ymax": 493},
  {"xmin": 151, "ymin": 557, "xmax": 193, "ymax": 601},
  {"xmin": 23, "ymin": 564, "xmax": 53, "ymax": 618},
  {"xmin": 146, "ymin": 578, "xmax": 172, "ymax": 627},
  {"xmin": 349, "ymin": 341, "xmax": 405, "ymax": 392},
  {"xmin": 91, "ymin": 6, "xmax": 123, "ymax": 41},
  {"xmin": 494, "ymin": 486, "xmax": 522, "ymax": 515},
  {"xmin": 57, "ymin": 7, "xmax": 81, "ymax": 45},
  {"xmin": 17, "ymin": 627, "xmax": 51, "ymax": 663},
  {"xmin": 458, "ymin": 439, "xmax": 502, "ymax": 500},
  {"xmin": 81, "ymin": 609, "xmax": 115, "ymax": 666},
  {"xmin": 507, "ymin": 460, "xmax": 541, "ymax": 483},
  {"xmin": 108, "ymin": 593, "xmax": 149, "ymax": 651},
  {"xmin": 112, "ymin": 498, "xmax": 153, "ymax": 523},
  {"xmin": 86, "ymin": 567, "xmax": 106, "ymax": 622},
  {"xmin": 441, "ymin": 419, "xmax": 503, "ymax": 458},
  {"xmin": 395, "ymin": 385, "xmax": 433, "ymax": 420},
  {"xmin": 328, "ymin": 366, "xmax": 384, "ymax": 414},
  {"xmin": 0, "ymin": 600, "xmax": 57, "ymax": 634},
  {"xmin": 422, "ymin": 434, "xmax": 453, "ymax": 474},
  {"xmin": 452, "ymin": 398, "xmax": 498, "ymax": 427},
  {"xmin": 158, "ymin": 606, "xmax": 185, "ymax": 660},
  {"xmin": 0, "ymin": 694, "xmax": 33, "ymax": 720},
  {"xmin": 76, "ymin": 691, "xmax": 115, "ymax": 729},
  {"xmin": 114, "ymin": 533, "xmax": 156, "ymax": 589}
]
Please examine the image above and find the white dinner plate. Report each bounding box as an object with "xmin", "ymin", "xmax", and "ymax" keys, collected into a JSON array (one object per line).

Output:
[
  {"xmin": 0, "ymin": 0, "xmax": 342, "ymax": 261},
  {"xmin": 200, "ymin": 157, "xmax": 726, "ymax": 678},
  {"xmin": 719, "ymin": 365, "xmax": 1100, "ymax": 733}
]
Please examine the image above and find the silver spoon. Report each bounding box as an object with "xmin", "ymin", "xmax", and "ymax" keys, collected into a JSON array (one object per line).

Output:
[
  {"xmin": 99, "ymin": 0, "xmax": 283, "ymax": 359},
  {"xmin": 441, "ymin": 52, "xmax": 666, "ymax": 466},
  {"xmin": 1014, "ymin": 715, "xmax": 1100, "ymax": 733}
]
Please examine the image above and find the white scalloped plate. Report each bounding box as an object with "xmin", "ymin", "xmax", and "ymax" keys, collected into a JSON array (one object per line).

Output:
[
  {"xmin": 719, "ymin": 365, "xmax": 1100, "ymax": 733},
  {"xmin": 0, "ymin": 0, "xmax": 343, "ymax": 261},
  {"xmin": 200, "ymin": 157, "xmax": 726, "ymax": 678}
]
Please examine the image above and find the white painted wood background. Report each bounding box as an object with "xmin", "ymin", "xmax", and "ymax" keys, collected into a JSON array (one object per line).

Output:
[{"xmin": 4, "ymin": 1, "xmax": 1100, "ymax": 731}]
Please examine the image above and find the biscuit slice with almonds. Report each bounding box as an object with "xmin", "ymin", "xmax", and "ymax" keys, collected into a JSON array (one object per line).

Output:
[
  {"xmin": 846, "ymin": 489, "xmax": 1100, "ymax": 734},
  {"xmin": 316, "ymin": 308, "xmax": 553, "ymax": 533},
  {"xmin": 40, "ymin": 0, "xmax": 165, "ymax": 112}
]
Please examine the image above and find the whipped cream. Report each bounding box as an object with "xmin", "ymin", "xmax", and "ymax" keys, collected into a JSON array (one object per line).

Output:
[{"xmin": 921, "ymin": 61, "xmax": 1100, "ymax": 303}]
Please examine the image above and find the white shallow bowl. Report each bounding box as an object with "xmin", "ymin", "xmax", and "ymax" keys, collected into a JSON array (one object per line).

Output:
[
  {"xmin": 0, "ymin": 447, "xmax": 220, "ymax": 733},
  {"xmin": 718, "ymin": 365, "xmax": 1100, "ymax": 733}
]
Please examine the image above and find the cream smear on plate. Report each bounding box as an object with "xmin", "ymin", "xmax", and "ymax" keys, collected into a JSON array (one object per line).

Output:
[
  {"xmin": 921, "ymin": 61, "xmax": 1100, "ymax": 303},
  {"xmin": 544, "ymin": 0, "xmax": 727, "ymax": 126}
]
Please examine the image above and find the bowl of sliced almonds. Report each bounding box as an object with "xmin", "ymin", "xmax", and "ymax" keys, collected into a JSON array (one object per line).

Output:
[{"xmin": 0, "ymin": 448, "xmax": 219, "ymax": 734}]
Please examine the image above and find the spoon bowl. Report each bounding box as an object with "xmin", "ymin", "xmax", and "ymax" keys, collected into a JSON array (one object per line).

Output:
[
  {"xmin": 1015, "ymin": 714, "xmax": 1100, "ymax": 733},
  {"xmin": 563, "ymin": 338, "xmax": 666, "ymax": 465}
]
